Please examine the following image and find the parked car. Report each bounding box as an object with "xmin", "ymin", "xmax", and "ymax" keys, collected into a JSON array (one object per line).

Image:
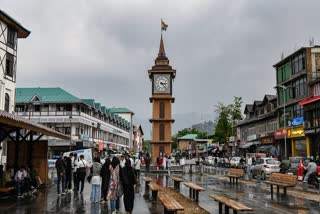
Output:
[
  {"xmin": 251, "ymin": 158, "xmax": 280, "ymax": 180},
  {"xmin": 287, "ymin": 157, "xmax": 312, "ymax": 175},
  {"xmin": 48, "ymin": 159, "xmax": 57, "ymax": 169},
  {"xmin": 230, "ymin": 157, "xmax": 241, "ymax": 167}
]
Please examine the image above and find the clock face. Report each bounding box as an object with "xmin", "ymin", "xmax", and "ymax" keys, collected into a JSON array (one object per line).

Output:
[{"xmin": 155, "ymin": 75, "xmax": 170, "ymax": 93}]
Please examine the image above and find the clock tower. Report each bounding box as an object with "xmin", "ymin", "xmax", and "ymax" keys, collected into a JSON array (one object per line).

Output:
[{"xmin": 148, "ymin": 34, "xmax": 176, "ymax": 164}]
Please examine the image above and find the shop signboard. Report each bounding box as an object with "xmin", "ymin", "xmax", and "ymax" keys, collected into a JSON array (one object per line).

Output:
[
  {"xmin": 274, "ymin": 129, "xmax": 287, "ymax": 139},
  {"xmin": 261, "ymin": 137, "xmax": 273, "ymax": 144},
  {"xmin": 247, "ymin": 134, "xmax": 257, "ymax": 142},
  {"xmin": 287, "ymin": 126, "xmax": 305, "ymax": 138},
  {"xmin": 80, "ymin": 134, "xmax": 89, "ymax": 141},
  {"xmin": 305, "ymin": 128, "xmax": 316, "ymax": 135}
]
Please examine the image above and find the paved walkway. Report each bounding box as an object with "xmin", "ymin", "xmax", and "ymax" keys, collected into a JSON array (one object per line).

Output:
[{"xmin": 0, "ymin": 172, "xmax": 319, "ymax": 213}]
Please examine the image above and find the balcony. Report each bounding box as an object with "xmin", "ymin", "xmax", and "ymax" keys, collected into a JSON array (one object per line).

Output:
[{"xmin": 308, "ymin": 70, "xmax": 320, "ymax": 85}]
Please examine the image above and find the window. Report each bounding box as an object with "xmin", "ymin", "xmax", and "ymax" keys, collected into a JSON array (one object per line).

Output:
[
  {"xmin": 292, "ymin": 52, "xmax": 305, "ymax": 74},
  {"xmin": 15, "ymin": 105, "xmax": 25, "ymax": 112},
  {"xmin": 7, "ymin": 27, "xmax": 15, "ymax": 48},
  {"xmin": 293, "ymin": 104, "xmax": 303, "ymax": 118},
  {"xmin": 4, "ymin": 93, "xmax": 9, "ymax": 112},
  {"xmin": 5, "ymin": 53, "xmax": 14, "ymax": 77},
  {"xmin": 159, "ymin": 123, "xmax": 165, "ymax": 141},
  {"xmin": 292, "ymin": 77, "xmax": 307, "ymax": 98},
  {"xmin": 34, "ymin": 105, "xmax": 40, "ymax": 112},
  {"xmin": 160, "ymin": 102, "xmax": 165, "ymax": 118}
]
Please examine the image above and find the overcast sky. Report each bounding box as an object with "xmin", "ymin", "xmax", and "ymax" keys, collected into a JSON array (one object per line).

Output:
[{"xmin": 3, "ymin": 0, "xmax": 320, "ymax": 124}]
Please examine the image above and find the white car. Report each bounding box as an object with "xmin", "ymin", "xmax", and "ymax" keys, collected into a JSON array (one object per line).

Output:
[
  {"xmin": 251, "ymin": 158, "xmax": 280, "ymax": 180},
  {"xmin": 230, "ymin": 157, "xmax": 241, "ymax": 167}
]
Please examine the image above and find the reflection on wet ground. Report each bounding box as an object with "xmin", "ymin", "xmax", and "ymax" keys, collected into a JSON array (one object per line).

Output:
[{"xmin": 0, "ymin": 173, "xmax": 319, "ymax": 213}]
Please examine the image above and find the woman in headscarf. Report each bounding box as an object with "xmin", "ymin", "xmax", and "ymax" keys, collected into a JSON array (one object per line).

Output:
[
  {"xmin": 90, "ymin": 157, "xmax": 102, "ymax": 203},
  {"xmin": 121, "ymin": 159, "xmax": 136, "ymax": 214},
  {"xmin": 107, "ymin": 156, "xmax": 122, "ymax": 214},
  {"xmin": 100, "ymin": 157, "xmax": 111, "ymax": 201}
]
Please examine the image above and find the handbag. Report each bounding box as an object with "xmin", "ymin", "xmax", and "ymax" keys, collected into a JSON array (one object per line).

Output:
[{"xmin": 87, "ymin": 174, "xmax": 92, "ymax": 183}]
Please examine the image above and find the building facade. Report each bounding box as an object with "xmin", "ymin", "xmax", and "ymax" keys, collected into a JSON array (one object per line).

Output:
[
  {"xmin": 273, "ymin": 46, "xmax": 320, "ymax": 158},
  {"xmin": 133, "ymin": 125, "xmax": 144, "ymax": 152},
  {"xmin": 0, "ymin": 10, "xmax": 30, "ymax": 165},
  {"xmin": 15, "ymin": 88, "xmax": 131, "ymax": 158},
  {"xmin": 237, "ymin": 95, "xmax": 278, "ymax": 156}
]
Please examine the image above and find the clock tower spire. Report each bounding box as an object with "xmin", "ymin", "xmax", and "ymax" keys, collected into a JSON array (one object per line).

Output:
[{"xmin": 148, "ymin": 33, "xmax": 176, "ymax": 164}]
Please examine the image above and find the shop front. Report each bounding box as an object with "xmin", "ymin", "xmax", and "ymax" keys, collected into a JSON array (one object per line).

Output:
[
  {"xmin": 303, "ymin": 128, "xmax": 320, "ymax": 158},
  {"xmin": 287, "ymin": 126, "xmax": 309, "ymax": 157},
  {"xmin": 257, "ymin": 136, "xmax": 274, "ymax": 154},
  {"xmin": 274, "ymin": 128, "xmax": 289, "ymax": 158}
]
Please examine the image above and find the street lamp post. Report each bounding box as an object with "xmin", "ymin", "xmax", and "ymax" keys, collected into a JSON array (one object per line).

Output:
[
  {"xmin": 279, "ymin": 85, "xmax": 287, "ymax": 159},
  {"xmin": 69, "ymin": 115, "xmax": 72, "ymax": 151}
]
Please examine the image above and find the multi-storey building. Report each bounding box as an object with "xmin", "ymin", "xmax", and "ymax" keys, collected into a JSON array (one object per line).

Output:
[
  {"xmin": 0, "ymin": 10, "xmax": 30, "ymax": 113},
  {"xmin": 273, "ymin": 46, "xmax": 320, "ymax": 158},
  {"xmin": 15, "ymin": 87, "xmax": 132, "ymax": 157},
  {"xmin": 237, "ymin": 95, "xmax": 278, "ymax": 156},
  {"xmin": 296, "ymin": 46, "xmax": 320, "ymax": 158},
  {"xmin": 133, "ymin": 125, "xmax": 144, "ymax": 152}
]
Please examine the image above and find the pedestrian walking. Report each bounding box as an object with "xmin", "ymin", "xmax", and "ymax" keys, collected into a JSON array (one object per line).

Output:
[
  {"xmin": 162, "ymin": 156, "xmax": 167, "ymax": 170},
  {"xmin": 77, "ymin": 155, "xmax": 87, "ymax": 193},
  {"xmin": 73, "ymin": 153, "xmax": 79, "ymax": 191},
  {"xmin": 145, "ymin": 153, "xmax": 151, "ymax": 176},
  {"xmin": 121, "ymin": 159, "xmax": 136, "ymax": 214},
  {"xmin": 167, "ymin": 156, "xmax": 171, "ymax": 176},
  {"xmin": 55, "ymin": 155, "xmax": 66, "ymax": 195},
  {"xmin": 90, "ymin": 157, "xmax": 102, "ymax": 203},
  {"xmin": 100, "ymin": 157, "xmax": 111, "ymax": 201},
  {"xmin": 134, "ymin": 156, "xmax": 141, "ymax": 181},
  {"xmin": 107, "ymin": 156, "xmax": 122, "ymax": 214},
  {"xmin": 156, "ymin": 156, "xmax": 160, "ymax": 170},
  {"xmin": 65, "ymin": 153, "xmax": 73, "ymax": 191}
]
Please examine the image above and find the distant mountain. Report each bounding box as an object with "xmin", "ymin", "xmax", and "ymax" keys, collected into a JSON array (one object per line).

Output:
[{"xmin": 133, "ymin": 112, "xmax": 215, "ymax": 140}]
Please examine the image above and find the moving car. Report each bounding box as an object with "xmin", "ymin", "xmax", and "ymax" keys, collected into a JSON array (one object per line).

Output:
[{"xmin": 250, "ymin": 158, "xmax": 280, "ymax": 180}]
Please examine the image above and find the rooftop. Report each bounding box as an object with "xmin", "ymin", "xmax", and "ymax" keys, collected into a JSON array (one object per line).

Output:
[{"xmin": 0, "ymin": 10, "xmax": 30, "ymax": 38}]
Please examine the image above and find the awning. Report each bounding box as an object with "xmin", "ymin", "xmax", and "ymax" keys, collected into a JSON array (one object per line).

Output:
[
  {"xmin": 257, "ymin": 145, "xmax": 272, "ymax": 152},
  {"xmin": 0, "ymin": 110, "xmax": 69, "ymax": 140},
  {"xmin": 299, "ymin": 95, "xmax": 320, "ymax": 106},
  {"xmin": 240, "ymin": 142, "xmax": 258, "ymax": 149}
]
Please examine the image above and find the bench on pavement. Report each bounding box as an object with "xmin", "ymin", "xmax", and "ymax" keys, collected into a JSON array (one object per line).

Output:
[
  {"xmin": 225, "ymin": 168, "xmax": 244, "ymax": 185},
  {"xmin": 209, "ymin": 194, "xmax": 253, "ymax": 214},
  {"xmin": 149, "ymin": 182, "xmax": 161, "ymax": 201},
  {"xmin": 143, "ymin": 177, "xmax": 153, "ymax": 197},
  {"xmin": 263, "ymin": 173, "xmax": 297, "ymax": 198},
  {"xmin": 159, "ymin": 194, "xmax": 184, "ymax": 214},
  {"xmin": 184, "ymin": 182, "xmax": 204, "ymax": 202},
  {"xmin": 169, "ymin": 176, "xmax": 183, "ymax": 190}
]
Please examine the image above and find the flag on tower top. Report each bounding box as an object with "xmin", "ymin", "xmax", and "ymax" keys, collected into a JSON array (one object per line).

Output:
[{"xmin": 161, "ymin": 19, "xmax": 168, "ymax": 31}]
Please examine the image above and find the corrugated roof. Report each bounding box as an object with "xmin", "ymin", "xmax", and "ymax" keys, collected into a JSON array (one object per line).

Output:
[
  {"xmin": 0, "ymin": 110, "xmax": 69, "ymax": 140},
  {"xmin": 16, "ymin": 88, "xmax": 82, "ymax": 103},
  {"xmin": 107, "ymin": 108, "xmax": 134, "ymax": 114},
  {"xmin": 82, "ymin": 99, "xmax": 95, "ymax": 107},
  {"xmin": 178, "ymin": 134, "xmax": 198, "ymax": 140}
]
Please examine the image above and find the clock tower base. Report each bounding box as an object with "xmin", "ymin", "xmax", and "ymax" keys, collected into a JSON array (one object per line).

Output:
[{"xmin": 151, "ymin": 142, "xmax": 173, "ymax": 164}]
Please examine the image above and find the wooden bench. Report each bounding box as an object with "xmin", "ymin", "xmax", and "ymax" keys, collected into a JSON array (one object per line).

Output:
[
  {"xmin": 0, "ymin": 186, "xmax": 16, "ymax": 199},
  {"xmin": 149, "ymin": 182, "xmax": 161, "ymax": 201},
  {"xmin": 263, "ymin": 173, "xmax": 297, "ymax": 198},
  {"xmin": 209, "ymin": 194, "xmax": 253, "ymax": 214},
  {"xmin": 143, "ymin": 177, "xmax": 153, "ymax": 197},
  {"xmin": 169, "ymin": 176, "xmax": 183, "ymax": 190},
  {"xmin": 159, "ymin": 194, "xmax": 184, "ymax": 214},
  {"xmin": 225, "ymin": 168, "xmax": 244, "ymax": 185},
  {"xmin": 184, "ymin": 182, "xmax": 204, "ymax": 202}
]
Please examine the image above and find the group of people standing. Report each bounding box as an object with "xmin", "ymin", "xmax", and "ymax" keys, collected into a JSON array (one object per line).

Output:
[
  {"xmin": 55, "ymin": 153, "xmax": 87, "ymax": 195},
  {"xmin": 55, "ymin": 153, "xmax": 138, "ymax": 214}
]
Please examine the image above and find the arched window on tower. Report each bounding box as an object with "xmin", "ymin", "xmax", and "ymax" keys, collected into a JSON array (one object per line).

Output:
[
  {"xmin": 4, "ymin": 93, "xmax": 10, "ymax": 112},
  {"xmin": 159, "ymin": 123, "xmax": 165, "ymax": 141},
  {"xmin": 159, "ymin": 102, "xmax": 165, "ymax": 118}
]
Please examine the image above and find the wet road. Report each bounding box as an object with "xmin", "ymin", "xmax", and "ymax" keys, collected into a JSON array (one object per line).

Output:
[{"xmin": 0, "ymin": 172, "xmax": 319, "ymax": 213}]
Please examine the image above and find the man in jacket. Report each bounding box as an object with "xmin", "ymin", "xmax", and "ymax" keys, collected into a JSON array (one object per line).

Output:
[{"xmin": 55, "ymin": 155, "xmax": 66, "ymax": 195}]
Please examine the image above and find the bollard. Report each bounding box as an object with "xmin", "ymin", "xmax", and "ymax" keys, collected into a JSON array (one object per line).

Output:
[
  {"xmin": 302, "ymin": 182, "xmax": 308, "ymax": 191},
  {"xmin": 256, "ymin": 175, "xmax": 261, "ymax": 183}
]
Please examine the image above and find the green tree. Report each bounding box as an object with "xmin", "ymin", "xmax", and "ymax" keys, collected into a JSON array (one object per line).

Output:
[
  {"xmin": 142, "ymin": 140, "xmax": 151, "ymax": 152},
  {"xmin": 213, "ymin": 97, "xmax": 243, "ymax": 143}
]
